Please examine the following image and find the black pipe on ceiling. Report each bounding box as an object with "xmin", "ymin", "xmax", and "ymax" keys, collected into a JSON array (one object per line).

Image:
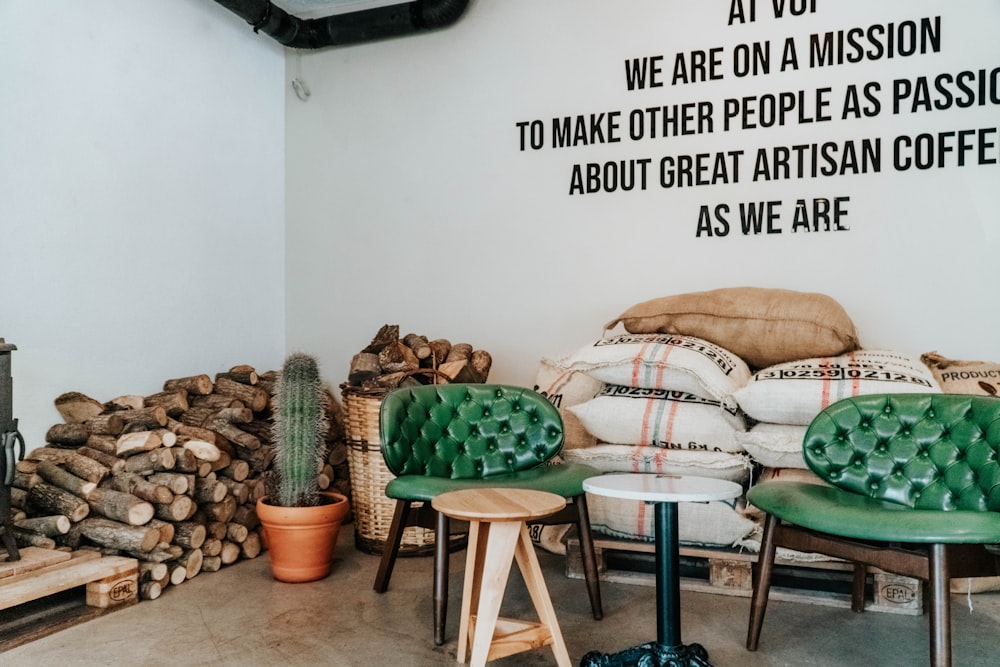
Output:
[{"xmin": 212, "ymin": 0, "xmax": 471, "ymax": 49}]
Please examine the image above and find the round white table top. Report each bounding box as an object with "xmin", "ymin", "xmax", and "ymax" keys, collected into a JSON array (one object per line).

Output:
[{"xmin": 583, "ymin": 473, "xmax": 742, "ymax": 503}]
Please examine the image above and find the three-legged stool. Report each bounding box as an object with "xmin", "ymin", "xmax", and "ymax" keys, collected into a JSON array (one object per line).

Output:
[{"xmin": 432, "ymin": 488, "xmax": 571, "ymax": 667}]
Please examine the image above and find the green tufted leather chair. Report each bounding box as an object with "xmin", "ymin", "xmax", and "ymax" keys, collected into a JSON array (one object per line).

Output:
[
  {"xmin": 372, "ymin": 383, "xmax": 604, "ymax": 645},
  {"xmin": 746, "ymin": 393, "xmax": 1000, "ymax": 667}
]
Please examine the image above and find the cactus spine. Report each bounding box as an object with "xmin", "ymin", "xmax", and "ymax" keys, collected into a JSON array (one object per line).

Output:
[{"xmin": 271, "ymin": 353, "xmax": 329, "ymax": 507}]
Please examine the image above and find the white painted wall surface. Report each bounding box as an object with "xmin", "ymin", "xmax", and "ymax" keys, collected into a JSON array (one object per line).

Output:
[
  {"xmin": 1, "ymin": 1, "xmax": 286, "ymax": 448},
  {"xmin": 286, "ymin": 0, "xmax": 1000, "ymax": 390}
]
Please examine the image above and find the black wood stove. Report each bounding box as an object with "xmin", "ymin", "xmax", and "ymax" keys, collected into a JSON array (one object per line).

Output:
[{"xmin": 1, "ymin": 339, "xmax": 26, "ymax": 561}]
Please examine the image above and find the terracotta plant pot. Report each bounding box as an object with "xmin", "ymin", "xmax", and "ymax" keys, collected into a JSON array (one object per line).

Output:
[{"xmin": 257, "ymin": 491, "xmax": 350, "ymax": 583}]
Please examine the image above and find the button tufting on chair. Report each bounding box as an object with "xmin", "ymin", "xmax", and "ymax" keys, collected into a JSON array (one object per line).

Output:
[
  {"xmin": 372, "ymin": 384, "xmax": 604, "ymax": 646},
  {"xmin": 746, "ymin": 393, "xmax": 1000, "ymax": 667}
]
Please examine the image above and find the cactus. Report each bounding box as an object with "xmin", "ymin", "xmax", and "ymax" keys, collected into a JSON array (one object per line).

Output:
[{"xmin": 270, "ymin": 353, "xmax": 329, "ymax": 507}]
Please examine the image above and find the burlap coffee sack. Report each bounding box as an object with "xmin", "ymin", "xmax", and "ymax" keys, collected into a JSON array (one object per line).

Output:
[
  {"xmin": 920, "ymin": 351, "xmax": 1000, "ymax": 396},
  {"xmin": 560, "ymin": 333, "xmax": 750, "ymax": 416},
  {"xmin": 733, "ymin": 350, "xmax": 940, "ymax": 425},
  {"xmin": 605, "ymin": 287, "xmax": 860, "ymax": 370},
  {"xmin": 564, "ymin": 444, "xmax": 752, "ymax": 484},
  {"xmin": 533, "ymin": 357, "xmax": 603, "ymax": 450},
  {"xmin": 569, "ymin": 386, "xmax": 746, "ymax": 452}
]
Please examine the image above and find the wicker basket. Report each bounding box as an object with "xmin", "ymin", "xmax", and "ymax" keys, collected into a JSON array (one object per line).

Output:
[{"xmin": 341, "ymin": 384, "xmax": 436, "ymax": 555}]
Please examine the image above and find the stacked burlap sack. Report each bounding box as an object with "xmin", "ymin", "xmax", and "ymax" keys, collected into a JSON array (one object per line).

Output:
[{"xmin": 534, "ymin": 287, "xmax": 953, "ymax": 555}]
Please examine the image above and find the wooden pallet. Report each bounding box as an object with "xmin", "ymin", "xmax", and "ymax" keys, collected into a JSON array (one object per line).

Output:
[
  {"xmin": 565, "ymin": 536, "xmax": 922, "ymax": 616},
  {"xmin": 0, "ymin": 548, "xmax": 139, "ymax": 652}
]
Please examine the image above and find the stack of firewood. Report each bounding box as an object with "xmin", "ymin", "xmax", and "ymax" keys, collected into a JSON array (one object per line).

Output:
[
  {"xmin": 6, "ymin": 364, "xmax": 349, "ymax": 601},
  {"xmin": 346, "ymin": 324, "xmax": 493, "ymax": 390}
]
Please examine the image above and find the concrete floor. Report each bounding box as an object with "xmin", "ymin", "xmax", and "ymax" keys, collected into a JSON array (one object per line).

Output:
[{"xmin": 6, "ymin": 528, "xmax": 1000, "ymax": 666}]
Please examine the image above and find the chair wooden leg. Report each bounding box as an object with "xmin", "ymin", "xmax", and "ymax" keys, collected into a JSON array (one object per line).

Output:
[
  {"xmin": 433, "ymin": 509, "xmax": 449, "ymax": 646},
  {"xmin": 747, "ymin": 513, "xmax": 779, "ymax": 651},
  {"xmin": 928, "ymin": 543, "xmax": 951, "ymax": 667},
  {"xmin": 374, "ymin": 499, "xmax": 411, "ymax": 593},
  {"xmin": 851, "ymin": 563, "xmax": 867, "ymax": 612},
  {"xmin": 573, "ymin": 494, "xmax": 604, "ymax": 620}
]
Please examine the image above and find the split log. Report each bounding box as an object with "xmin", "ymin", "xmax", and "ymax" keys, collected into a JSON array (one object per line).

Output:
[
  {"xmin": 209, "ymin": 450, "xmax": 233, "ymax": 473},
  {"xmin": 139, "ymin": 560, "xmax": 168, "ymax": 582},
  {"xmin": 363, "ymin": 324, "xmax": 400, "ymax": 354},
  {"xmin": 181, "ymin": 437, "xmax": 222, "ymax": 462},
  {"xmin": 124, "ymin": 448, "xmax": 175, "ymax": 475},
  {"xmin": 427, "ymin": 339, "xmax": 452, "ymax": 366},
  {"xmin": 225, "ymin": 522, "xmax": 249, "ymax": 544},
  {"xmin": 233, "ymin": 444, "xmax": 276, "ymax": 473},
  {"xmin": 166, "ymin": 418, "xmax": 217, "ymax": 443},
  {"xmin": 214, "ymin": 377, "xmax": 268, "ymax": 412},
  {"xmin": 240, "ymin": 531, "xmax": 262, "ymax": 559},
  {"xmin": 348, "ymin": 352, "xmax": 380, "ymax": 385},
  {"xmin": 216, "ymin": 369, "xmax": 258, "ymax": 386},
  {"xmin": 10, "ymin": 487, "xmax": 27, "ymax": 510},
  {"xmin": 201, "ymin": 538, "xmax": 223, "ymax": 557},
  {"xmin": 218, "ymin": 478, "xmax": 249, "ymax": 504},
  {"xmin": 128, "ymin": 544, "xmax": 182, "ymax": 563},
  {"xmin": 201, "ymin": 556, "xmax": 222, "ymax": 573},
  {"xmin": 14, "ymin": 530, "xmax": 57, "ymax": 550},
  {"xmin": 153, "ymin": 495, "xmax": 196, "ymax": 522},
  {"xmin": 78, "ymin": 517, "xmax": 160, "ymax": 552},
  {"xmin": 54, "ymin": 392, "xmax": 105, "ymax": 424},
  {"xmin": 105, "ymin": 395, "xmax": 144, "ymax": 411},
  {"xmin": 147, "ymin": 519, "xmax": 175, "ymax": 544},
  {"xmin": 204, "ymin": 494, "xmax": 237, "ymax": 523},
  {"xmin": 173, "ymin": 522, "xmax": 207, "ymax": 550},
  {"xmin": 214, "ymin": 407, "xmax": 253, "ymax": 424},
  {"xmin": 402, "ymin": 333, "xmax": 432, "ymax": 360},
  {"xmin": 117, "ymin": 406, "xmax": 168, "ymax": 432},
  {"xmin": 189, "ymin": 394, "xmax": 244, "ymax": 410},
  {"xmin": 179, "ymin": 406, "xmax": 217, "ymax": 428},
  {"xmin": 27, "ymin": 482, "xmax": 90, "ymax": 522},
  {"xmin": 210, "ymin": 421, "xmax": 261, "ymax": 452},
  {"xmin": 116, "ymin": 430, "xmax": 163, "ymax": 456},
  {"xmin": 140, "ymin": 581, "xmax": 163, "ymax": 601},
  {"xmin": 179, "ymin": 548, "xmax": 203, "ymax": 579},
  {"xmin": 106, "ymin": 473, "xmax": 173, "ymax": 504},
  {"xmin": 86, "ymin": 413, "xmax": 126, "ymax": 437},
  {"xmin": 219, "ymin": 459, "xmax": 250, "ymax": 482},
  {"xmin": 14, "ymin": 514, "xmax": 71, "ymax": 536},
  {"xmin": 163, "ymin": 374, "xmax": 214, "ymax": 396},
  {"xmin": 205, "ymin": 521, "xmax": 228, "ymax": 541},
  {"xmin": 87, "ymin": 488, "xmax": 154, "ymax": 526},
  {"xmin": 168, "ymin": 563, "xmax": 187, "ymax": 585},
  {"xmin": 146, "ymin": 472, "xmax": 190, "ymax": 495},
  {"xmin": 154, "ymin": 429, "xmax": 178, "ymax": 448},
  {"xmin": 36, "ymin": 461, "xmax": 96, "ymax": 498},
  {"xmin": 45, "ymin": 423, "xmax": 91, "ymax": 447},
  {"xmin": 437, "ymin": 359, "xmax": 479, "ymax": 384},
  {"xmin": 378, "ymin": 342, "xmax": 419, "ymax": 374},
  {"xmin": 219, "ymin": 541, "xmax": 242, "ymax": 565},
  {"xmin": 173, "ymin": 448, "xmax": 210, "ymax": 476},
  {"xmin": 12, "ymin": 468, "xmax": 40, "ymax": 490},
  {"xmin": 77, "ymin": 446, "xmax": 126, "ymax": 475},
  {"xmin": 471, "ymin": 349, "xmax": 493, "ymax": 381},
  {"xmin": 85, "ymin": 434, "xmax": 119, "ymax": 455},
  {"xmin": 193, "ymin": 477, "xmax": 227, "ymax": 504},
  {"xmin": 143, "ymin": 389, "xmax": 189, "ymax": 417}
]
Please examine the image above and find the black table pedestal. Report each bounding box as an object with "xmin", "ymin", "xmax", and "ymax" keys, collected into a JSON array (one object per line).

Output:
[{"xmin": 579, "ymin": 502, "xmax": 714, "ymax": 667}]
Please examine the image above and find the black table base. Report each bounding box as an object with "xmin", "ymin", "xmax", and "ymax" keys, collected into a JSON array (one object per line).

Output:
[{"xmin": 580, "ymin": 641, "xmax": 712, "ymax": 667}]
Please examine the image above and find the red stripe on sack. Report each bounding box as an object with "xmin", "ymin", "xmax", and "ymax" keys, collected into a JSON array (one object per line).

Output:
[
  {"xmin": 820, "ymin": 356, "xmax": 832, "ymax": 409},
  {"xmin": 849, "ymin": 350, "xmax": 861, "ymax": 396}
]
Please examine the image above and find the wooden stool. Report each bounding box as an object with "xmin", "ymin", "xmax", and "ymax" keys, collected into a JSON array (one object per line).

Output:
[{"xmin": 432, "ymin": 488, "xmax": 572, "ymax": 667}]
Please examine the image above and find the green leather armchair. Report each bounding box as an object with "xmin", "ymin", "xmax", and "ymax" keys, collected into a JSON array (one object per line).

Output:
[
  {"xmin": 372, "ymin": 383, "xmax": 604, "ymax": 645},
  {"xmin": 746, "ymin": 393, "xmax": 1000, "ymax": 667}
]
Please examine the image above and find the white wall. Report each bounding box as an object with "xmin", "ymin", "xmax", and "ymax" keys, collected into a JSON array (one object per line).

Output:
[
  {"xmin": 1, "ymin": 0, "xmax": 287, "ymax": 448},
  {"xmin": 286, "ymin": 0, "xmax": 1000, "ymax": 390}
]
